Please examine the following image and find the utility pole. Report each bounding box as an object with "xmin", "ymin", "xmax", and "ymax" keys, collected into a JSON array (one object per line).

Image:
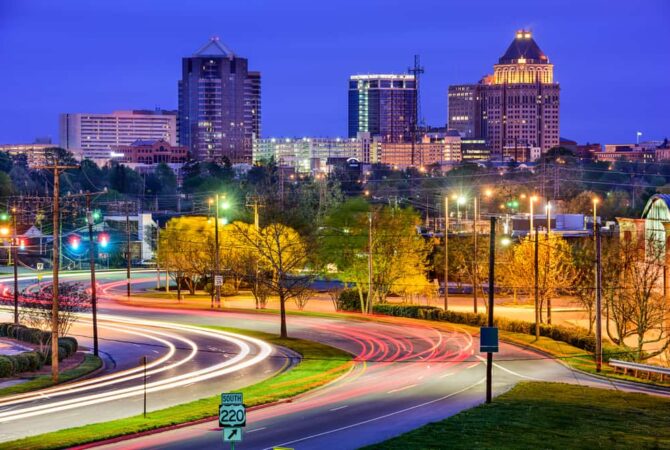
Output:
[
  {"xmin": 246, "ymin": 195, "xmax": 262, "ymax": 309},
  {"xmin": 473, "ymin": 196, "xmax": 478, "ymax": 313},
  {"xmin": 368, "ymin": 211, "xmax": 373, "ymax": 314},
  {"xmin": 486, "ymin": 216, "xmax": 496, "ymax": 404},
  {"xmin": 595, "ymin": 225, "xmax": 603, "ymax": 372},
  {"xmin": 444, "ymin": 196, "xmax": 449, "ymax": 311},
  {"xmin": 12, "ymin": 207, "xmax": 18, "ymax": 324},
  {"xmin": 86, "ymin": 192, "xmax": 99, "ymax": 357},
  {"xmin": 35, "ymin": 162, "xmax": 77, "ymax": 382},
  {"xmin": 214, "ymin": 194, "xmax": 221, "ymax": 308},
  {"xmin": 126, "ymin": 201, "xmax": 131, "ymax": 298},
  {"xmin": 534, "ymin": 226, "xmax": 540, "ymax": 340}
]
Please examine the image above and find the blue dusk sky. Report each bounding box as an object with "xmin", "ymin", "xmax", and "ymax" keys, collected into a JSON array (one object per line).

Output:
[{"xmin": 0, "ymin": 0, "xmax": 668, "ymax": 145}]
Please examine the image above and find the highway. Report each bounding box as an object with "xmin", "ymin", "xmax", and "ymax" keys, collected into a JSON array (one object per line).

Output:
[{"xmin": 1, "ymin": 270, "xmax": 668, "ymax": 448}]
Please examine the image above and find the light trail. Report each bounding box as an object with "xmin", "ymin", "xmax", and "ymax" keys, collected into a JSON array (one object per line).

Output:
[{"xmin": 0, "ymin": 314, "xmax": 274, "ymax": 424}]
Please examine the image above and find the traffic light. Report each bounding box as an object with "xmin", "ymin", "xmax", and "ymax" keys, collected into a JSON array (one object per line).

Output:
[
  {"xmin": 0, "ymin": 213, "xmax": 8, "ymax": 221},
  {"xmin": 92, "ymin": 210, "xmax": 102, "ymax": 221},
  {"xmin": 98, "ymin": 233, "xmax": 109, "ymax": 249},
  {"xmin": 69, "ymin": 236, "xmax": 81, "ymax": 251}
]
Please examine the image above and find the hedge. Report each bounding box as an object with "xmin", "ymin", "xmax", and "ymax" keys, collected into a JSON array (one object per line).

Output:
[
  {"xmin": 372, "ymin": 304, "xmax": 637, "ymax": 361},
  {"xmin": 337, "ymin": 289, "xmax": 367, "ymax": 312},
  {"xmin": 0, "ymin": 322, "xmax": 80, "ymax": 368},
  {"xmin": 0, "ymin": 350, "xmax": 45, "ymax": 378}
]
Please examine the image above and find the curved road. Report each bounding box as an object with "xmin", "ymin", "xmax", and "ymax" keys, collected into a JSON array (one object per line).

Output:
[{"xmin": 1, "ymin": 271, "xmax": 668, "ymax": 448}]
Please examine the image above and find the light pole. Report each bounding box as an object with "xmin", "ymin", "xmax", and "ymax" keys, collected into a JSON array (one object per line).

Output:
[
  {"xmin": 592, "ymin": 197, "xmax": 599, "ymax": 235},
  {"xmin": 214, "ymin": 194, "xmax": 221, "ymax": 308},
  {"xmin": 444, "ymin": 195, "xmax": 449, "ymax": 311},
  {"xmin": 11, "ymin": 207, "xmax": 18, "ymax": 324},
  {"xmin": 85, "ymin": 193, "xmax": 99, "ymax": 357},
  {"xmin": 529, "ymin": 195, "xmax": 538, "ymax": 236},
  {"xmin": 546, "ymin": 202, "xmax": 552, "ymax": 234},
  {"xmin": 473, "ymin": 195, "xmax": 478, "ymax": 313}
]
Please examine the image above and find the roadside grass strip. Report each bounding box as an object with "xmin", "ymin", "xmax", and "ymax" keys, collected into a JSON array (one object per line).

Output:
[
  {"xmin": 365, "ymin": 381, "xmax": 670, "ymax": 449},
  {"xmin": 0, "ymin": 354, "xmax": 102, "ymax": 397},
  {"xmin": 0, "ymin": 327, "xmax": 353, "ymax": 450}
]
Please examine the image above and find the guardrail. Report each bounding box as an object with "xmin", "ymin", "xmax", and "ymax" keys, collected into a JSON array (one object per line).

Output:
[{"xmin": 610, "ymin": 359, "xmax": 670, "ymax": 382}]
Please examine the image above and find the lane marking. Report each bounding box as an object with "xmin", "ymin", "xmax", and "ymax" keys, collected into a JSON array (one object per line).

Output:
[
  {"xmin": 439, "ymin": 372, "xmax": 455, "ymax": 379},
  {"xmin": 329, "ymin": 405, "xmax": 349, "ymax": 412},
  {"xmin": 246, "ymin": 427, "xmax": 266, "ymax": 434},
  {"xmin": 387, "ymin": 384, "xmax": 417, "ymax": 394},
  {"xmin": 474, "ymin": 355, "xmax": 544, "ymax": 381},
  {"xmin": 465, "ymin": 362, "xmax": 479, "ymax": 369},
  {"xmin": 266, "ymin": 378, "xmax": 486, "ymax": 450}
]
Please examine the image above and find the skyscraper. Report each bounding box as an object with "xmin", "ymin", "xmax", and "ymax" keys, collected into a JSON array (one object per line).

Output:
[
  {"xmin": 448, "ymin": 30, "xmax": 560, "ymax": 161},
  {"xmin": 348, "ymin": 74, "xmax": 417, "ymax": 143},
  {"xmin": 178, "ymin": 37, "xmax": 261, "ymax": 163}
]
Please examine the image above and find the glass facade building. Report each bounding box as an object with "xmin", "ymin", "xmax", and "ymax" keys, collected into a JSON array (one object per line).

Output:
[{"xmin": 348, "ymin": 74, "xmax": 417, "ymax": 143}]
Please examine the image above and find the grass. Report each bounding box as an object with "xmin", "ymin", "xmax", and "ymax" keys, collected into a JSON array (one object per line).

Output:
[
  {"xmin": 132, "ymin": 290, "xmax": 212, "ymax": 301},
  {"xmin": 365, "ymin": 381, "xmax": 670, "ymax": 450},
  {"xmin": 1, "ymin": 326, "xmax": 353, "ymax": 450},
  {"xmin": 0, "ymin": 353, "xmax": 102, "ymax": 397}
]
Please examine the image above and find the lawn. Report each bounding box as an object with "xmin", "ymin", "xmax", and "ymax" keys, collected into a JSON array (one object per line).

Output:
[
  {"xmin": 1, "ymin": 326, "xmax": 353, "ymax": 450},
  {"xmin": 0, "ymin": 353, "xmax": 102, "ymax": 397},
  {"xmin": 365, "ymin": 381, "xmax": 670, "ymax": 450}
]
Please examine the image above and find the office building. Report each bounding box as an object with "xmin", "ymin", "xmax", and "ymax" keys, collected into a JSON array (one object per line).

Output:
[
  {"xmin": 113, "ymin": 139, "xmax": 188, "ymax": 165},
  {"xmin": 59, "ymin": 110, "xmax": 177, "ymax": 163},
  {"xmin": 0, "ymin": 138, "xmax": 54, "ymax": 167},
  {"xmin": 253, "ymin": 135, "xmax": 368, "ymax": 173},
  {"xmin": 348, "ymin": 74, "xmax": 417, "ymax": 143},
  {"xmin": 448, "ymin": 30, "xmax": 560, "ymax": 160},
  {"xmin": 178, "ymin": 37, "xmax": 261, "ymax": 163}
]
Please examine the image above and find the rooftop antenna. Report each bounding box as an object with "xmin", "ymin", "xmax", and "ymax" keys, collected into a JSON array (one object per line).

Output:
[{"xmin": 408, "ymin": 55, "xmax": 425, "ymax": 166}]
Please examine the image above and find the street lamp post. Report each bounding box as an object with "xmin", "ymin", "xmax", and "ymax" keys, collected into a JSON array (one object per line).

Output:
[
  {"xmin": 11, "ymin": 207, "xmax": 18, "ymax": 324},
  {"xmin": 214, "ymin": 194, "xmax": 221, "ymax": 308},
  {"xmin": 546, "ymin": 202, "xmax": 552, "ymax": 234},
  {"xmin": 444, "ymin": 195, "xmax": 449, "ymax": 311},
  {"xmin": 529, "ymin": 195, "xmax": 538, "ymax": 236},
  {"xmin": 85, "ymin": 192, "xmax": 99, "ymax": 357},
  {"xmin": 473, "ymin": 196, "xmax": 478, "ymax": 313},
  {"xmin": 592, "ymin": 197, "xmax": 599, "ymax": 235}
]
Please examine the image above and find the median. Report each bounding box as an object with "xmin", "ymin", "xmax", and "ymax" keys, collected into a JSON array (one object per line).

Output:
[{"xmin": 0, "ymin": 327, "xmax": 353, "ymax": 450}]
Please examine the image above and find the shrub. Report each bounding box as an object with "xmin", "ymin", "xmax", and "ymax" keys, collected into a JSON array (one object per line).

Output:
[
  {"xmin": 0, "ymin": 323, "xmax": 10, "ymax": 337},
  {"xmin": 0, "ymin": 356, "xmax": 14, "ymax": 377},
  {"xmin": 12, "ymin": 353, "xmax": 30, "ymax": 372},
  {"xmin": 22, "ymin": 352, "xmax": 43, "ymax": 371},
  {"xmin": 59, "ymin": 337, "xmax": 78, "ymax": 356},
  {"xmin": 337, "ymin": 289, "xmax": 365, "ymax": 312}
]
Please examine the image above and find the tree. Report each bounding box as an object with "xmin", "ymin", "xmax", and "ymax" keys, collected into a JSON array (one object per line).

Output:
[
  {"xmin": 504, "ymin": 233, "xmax": 575, "ymax": 324},
  {"xmin": 604, "ymin": 235, "xmax": 669, "ymax": 360},
  {"xmin": 571, "ymin": 239, "xmax": 596, "ymax": 333},
  {"xmin": 232, "ymin": 222, "xmax": 313, "ymax": 338},
  {"xmin": 18, "ymin": 283, "xmax": 90, "ymax": 360},
  {"xmin": 320, "ymin": 200, "xmax": 432, "ymax": 313}
]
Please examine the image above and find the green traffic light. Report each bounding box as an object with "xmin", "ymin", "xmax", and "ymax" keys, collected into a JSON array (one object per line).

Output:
[
  {"xmin": 0, "ymin": 213, "xmax": 8, "ymax": 221},
  {"xmin": 93, "ymin": 210, "xmax": 101, "ymax": 220}
]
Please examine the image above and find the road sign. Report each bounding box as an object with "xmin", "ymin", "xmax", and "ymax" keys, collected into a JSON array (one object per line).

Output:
[
  {"xmin": 219, "ymin": 404, "xmax": 246, "ymax": 427},
  {"xmin": 36, "ymin": 263, "xmax": 44, "ymax": 271},
  {"xmin": 223, "ymin": 427, "xmax": 243, "ymax": 442},
  {"xmin": 214, "ymin": 275, "xmax": 224, "ymax": 286},
  {"xmin": 480, "ymin": 327, "xmax": 499, "ymax": 353},
  {"xmin": 221, "ymin": 392, "xmax": 243, "ymax": 404}
]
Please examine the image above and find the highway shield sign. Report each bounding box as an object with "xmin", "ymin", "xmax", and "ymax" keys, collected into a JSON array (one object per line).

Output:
[{"xmin": 219, "ymin": 404, "xmax": 246, "ymax": 427}]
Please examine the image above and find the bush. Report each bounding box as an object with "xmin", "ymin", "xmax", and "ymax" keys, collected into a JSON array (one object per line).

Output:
[
  {"xmin": 22, "ymin": 351, "xmax": 43, "ymax": 371},
  {"xmin": 59, "ymin": 337, "xmax": 78, "ymax": 356},
  {"xmin": 0, "ymin": 356, "xmax": 15, "ymax": 377},
  {"xmin": 337, "ymin": 289, "xmax": 365, "ymax": 312},
  {"xmin": 372, "ymin": 304, "xmax": 633, "ymax": 361},
  {"xmin": 12, "ymin": 353, "xmax": 30, "ymax": 372},
  {"xmin": 0, "ymin": 323, "xmax": 10, "ymax": 337}
]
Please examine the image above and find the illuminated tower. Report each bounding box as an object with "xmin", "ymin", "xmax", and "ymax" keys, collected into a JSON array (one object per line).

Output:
[{"xmin": 448, "ymin": 30, "xmax": 560, "ymax": 161}]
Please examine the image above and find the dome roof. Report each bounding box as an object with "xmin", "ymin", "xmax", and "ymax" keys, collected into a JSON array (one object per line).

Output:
[{"xmin": 498, "ymin": 30, "xmax": 549, "ymax": 64}]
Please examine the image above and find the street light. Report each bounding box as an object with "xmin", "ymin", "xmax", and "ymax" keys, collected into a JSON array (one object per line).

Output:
[
  {"xmin": 546, "ymin": 202, "xmax": 552, "ymax": 234},
  {"xmin": 529, "ymin": 195, "xmax": 538, "ymax": 236},
  {"xmin": 592, "ymin": 197, "xmax": 599, "ymax": 234}
]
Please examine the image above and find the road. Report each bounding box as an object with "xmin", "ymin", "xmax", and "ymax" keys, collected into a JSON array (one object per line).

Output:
[
  {"xmin": 1, "ymin": 270, "xmax": 668, "ymax": 448},
  {"xmin": 0, "ymin": 271, "xmax": 291, "ymax": 442}
]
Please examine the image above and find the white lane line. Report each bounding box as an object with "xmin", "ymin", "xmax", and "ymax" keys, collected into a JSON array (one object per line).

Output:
[
  {"xmin": 247, "ymin": 427, "xmax": 266, "ymax": 434},
  {"xmin": 417, "ymin": 375, "xmax": 424, "ymax": 380},
  {"xmin": 474, "ymin": 355, "xmax": 544, "ymax": 381},
  {"xmin": 387, "ymin": 384, "xmax": 417, "ymax": 394},
  {"xmin": 465, "ymin": 362, "xmax": 479, "ymax": 369},
  {"xmin": 265, "ymin": 377, "xmax": 486, "ymax": 450},
  {"xmin": 439, "ymin": 372, "xmax": 455, "ymax": 378},
  {"xmin": 329, "ymin": 405, "xmax": 349, "ymax": 412}
]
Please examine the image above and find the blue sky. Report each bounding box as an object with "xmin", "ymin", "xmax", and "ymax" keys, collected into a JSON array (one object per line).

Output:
[{"xmin": 0, "ymin": 0, "xmax": 668, "ymax": 145}]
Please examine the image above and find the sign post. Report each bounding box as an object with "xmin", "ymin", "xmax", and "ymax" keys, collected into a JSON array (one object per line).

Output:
[{"xmin": 219, "ymin": 392, "xmax": 246, "ymax": 449}]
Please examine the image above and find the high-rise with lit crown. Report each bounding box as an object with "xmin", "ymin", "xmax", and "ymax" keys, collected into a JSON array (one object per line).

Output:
[
  {"xmin": 448, "ymin": 30, "xmax": 560, "ymax": 161},
  {"xmin": 178, "ymin": 37, "xmax": 261, "ymax": 163}
]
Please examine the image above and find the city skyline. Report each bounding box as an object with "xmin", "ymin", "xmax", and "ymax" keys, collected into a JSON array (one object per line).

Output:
[{"xmin": 0, "ymin": 0, "xmax": 668, "ymax": 146}]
